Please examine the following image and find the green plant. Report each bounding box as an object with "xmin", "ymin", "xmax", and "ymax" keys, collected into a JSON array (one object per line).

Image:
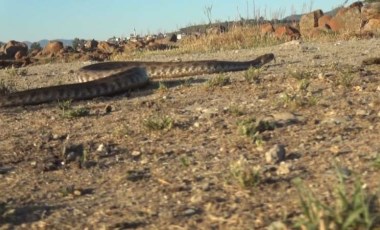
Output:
[
  {"xmin": 373, "ymin": 154, "xmax": 380, "ymax": 169},
  {"xmin": 143, "ymin": 115, "xmax": 173, "ymax": 131},
  {"xmin": 244, "ymin": 66, "xmax": 262, "ymax": 83},
  {"xmin": 229, "ymin": 156, "xmax": 261, "ymax": 188},
  {"xmin": 293, "ymin": 170, "xmax": 379, "ymax": 229},
  {"xmin": 58, "ymin": 100, "xmax": 90, "ymax": 118},
  {"xmin": 72, "ymin": 38, "xmax": 85, "ymax": 50},
  {"xmin": 335, "ymin": 71, "xmax": 355, "ymax": 88},
  {"xmin": 206, "ymin": 74, "xmax": 231, "ymax": 88},
  {"xmin": 157, "ymin": 81, "xmax": 168, "ymax": 92},
  {"xmin": 30, "ymin": 42, "xmax": 42, "ymax": 52},
  {"xmin": 0, "ymin": 79, "xmax": 15, "ymax": 95},
  {"xmin": 278, "ymin": 92, "xmax": 319, "ymax": 109},
  {"xmin": 238, "ymin": 118, "xmax": 275, "ymax": 136},
  {"xmin": 5, "ymin": 67, "xmax": 28, "ymax": 77},
  {"xmin": 228, "ymin": 105, "xmax": 245, "ymax": 116}
]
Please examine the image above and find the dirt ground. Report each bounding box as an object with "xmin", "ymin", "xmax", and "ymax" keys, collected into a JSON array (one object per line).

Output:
[{"xmin": 0, "ymin": 38, "xmax": 380, "ymax": 229}]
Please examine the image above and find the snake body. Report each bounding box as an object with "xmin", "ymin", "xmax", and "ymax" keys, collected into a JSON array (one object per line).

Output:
[{"xmin": 0, "ymin": 53, "xmax": 275, "ymax": 107}]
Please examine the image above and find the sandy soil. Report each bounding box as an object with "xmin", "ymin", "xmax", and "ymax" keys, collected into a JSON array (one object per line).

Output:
[{"xmin": 0, "ymin": 38, "xmax": 379, "ymax": 229}]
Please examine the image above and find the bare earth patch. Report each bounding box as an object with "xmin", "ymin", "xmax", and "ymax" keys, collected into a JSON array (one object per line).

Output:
[{"xmin": 0, "ymin": 38, "xmax": 379, "ymax": 229}]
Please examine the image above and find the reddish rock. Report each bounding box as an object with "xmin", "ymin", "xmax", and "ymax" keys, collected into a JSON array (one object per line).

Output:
[
  {"xmin": 260, "ymin": 22, "xmax": 275, "ymax": 35},
  {"xmin": 4, "ymin": 40, "xmax": 28, "ymax": 59},
  {"xmin": 363, "ymin": 19, "xmax": 380, "ymax": 35},
  {"xmin": 14, "ymin": 50, "xmax": 27, "ymax": 60},
  {"xmin": 29, "ymin": 49, "xmax": 40, "ymax": 57},
  {"xmin": 42, "ymin": 41, "xmax": 64, "ymax": 56},
  {"xmin": 362, "ymin": 2, "xmax": 380, "ymax": 21},
  {"xmin": 274, "ymin": 25, "xmax": 300, "ymax": 40},
  {"xmin": 97, "ymin": 41, "xmax": 117, "ymax": 53},
  {"xmin": 300, "ymin": 10, "xmax": 324, "ymax": 36},
  {"xmin": 318, "ymin": 15, "xmax": 332, "ymax": 29},
  {"xmin": 146, "ymin": 42, "xmax": 170, "ymax": 51},
  {"xmin": 329, "ymin": 6, "xmax": 361, "ymax": 33},
  {"xmin": 309, "ymin": 26, "xmax": 333, "ymax": 37}
]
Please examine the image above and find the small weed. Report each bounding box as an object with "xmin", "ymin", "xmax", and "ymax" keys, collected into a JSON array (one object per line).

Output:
[
  {"xmin": 5, "ymin": 67, "xmax": 28, "ymax": 77},
  {"xmin": 288, "ymin": 69, "xmax": 313, "ymax": 81},
  {"xmin": 0, "ymin": 79, "xmax": 15, "ymax": 95},
  {"xmin": 293, "ymin": 169, "xmax": 379, "ymax": 229},
  {"xmin": 158, "ymin": 81, "xmax": 168, "ymax": 92},
  {"xmin": 143, "ymin": 115, "xmax": 173, "ymax": 131},
  {"xmin": 206, "ymin": 74, "xmax": 231, "ymax": 88},
  {"xmin": 238, "ymin": 118, "xmax": 275, "ymax": 136},
  {"xmin": 58, "ymin": 100, "xmax": 90, "ymax": 118},
  {"xmin": 278, "ymin": 92, "xmax": 318, "ymax": 109},
  {"xmin": 229, "ymin": 156, "xmax": 261, "ymax": 189},
  {"xmin": 298, "ymin": 78, "xmax": 311, "ymax": 92},
  {"xmin": 336, "ymin": 72, "xmax": 355, "ymax": 88},
  {"xmin": 244, "ymin": 67, "xmax": 262, "ymax": 83},
  {"xmin": 228, "ymin": 105, "xmax": 245, "ymax": 116},
  {"xmin": 237, "ymin": 118, "xmax": 275, "ymax": 144},
  {"xmin": 180, "ymin": 157, "xmax": 191, "ymax": 167},
  {"xmin": 373, "ymin": 154, "xmax": 380, "ymax": 169},
  {"xmin": 182, "ymin": 78, "xmax": 193, "ymax": 88}
]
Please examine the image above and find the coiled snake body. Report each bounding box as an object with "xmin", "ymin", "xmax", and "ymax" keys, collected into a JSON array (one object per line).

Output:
[{"xmin": 0, "ymin": 53, "xmax": 275, "ymax": 107}]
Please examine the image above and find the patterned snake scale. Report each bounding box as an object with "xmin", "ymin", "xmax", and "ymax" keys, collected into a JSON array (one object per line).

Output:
[{"xmin": 0, "ymin": 53, "xmax": 275, "ymax": 107}]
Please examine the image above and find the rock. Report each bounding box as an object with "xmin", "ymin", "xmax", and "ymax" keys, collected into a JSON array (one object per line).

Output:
[
  {"xmin": 260, "ymin": 22, "xmax": 275, "ymax": 36},
  {"xmin": 14, "ymin": 50, "xmax": 27, "ymax": 60},
  {"xmin": 42, "ymin": 41, "xmax": 64, "ymax": 56},
  {"xmin": 265, "ymin": 144, "xmax": 286, "ymax": 163},
  {"xmin": 277, "ymin": 162, "xmax": 291, "ymax": 175},
  {"xmin": 363, "ymin": 19, "xmax": 380, "ymax": 35},
  {"xmin": 309, "ymin": 26, "xmax": 332, "ymax": 37},
  {"xmin": 274, "ymin": 25, "xmax": 300, "ymax": 40},
  {"xmin": 299, "ymin": 9, "xmax": 324, "ymax": 36},
  {"xmin": 131, "ymin": 151, "xmax": 141, "ymax": 157},
  {"xmin": 268, "ymin": 221, "xmax": 288, "ymax": 230},
  {"xmin": 362, "ymin": 2, "xmax": 380, "ymax": 21},
  {"xmin": 97, "ymin": 41, "xmax": 117, "ymax": 53},
  {"xmin": 97, "ymin": 143, "xmax": 105, "ymax": 152},
  {"xmin": 329, "ymin": 5, "xmax": 362, "ymax": 33},
  {"xmin": 3, "ymin": 40, "xmax": 28, "ymax": 59},
  {"xmin": 318, "ymin": 15, "xmax": 332, "ymax": 28}
]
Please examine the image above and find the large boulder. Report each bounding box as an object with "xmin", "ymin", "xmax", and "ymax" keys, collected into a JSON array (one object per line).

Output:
[
  {"xmin": 260, "ymin": 22, "xmax": 275, "ymax": 36},
  {"xmin": 363, "ymin": 19, "xmax": 380, "ymax": 35},
  {"xmin": 3, "ymin": 40, "xmax": 28, "ymax": 59},
  {"xmin": 42, "ymin": 41, "xmax": 64, "ymax": 56},
  {"xmin": 274, "ymin": 25, "xmax": 300, "ymax": 40},
  {"xmin": 318, "ymin": 15, "xmax": 332, "ymax": 29},
  {"xmin": 299, "ymin": 10, "xmax": 324, "ymax": 36},
  {"xmin": 97, "ymin": 41, "xmax": 117, "ymax": 53},
  {"xmin": 362, "ymin": 2, "xmax": 380, "ymax": 21},
  {"xmin": 328, "ymin": 4, "xmax": 362, "ymax": 33}
]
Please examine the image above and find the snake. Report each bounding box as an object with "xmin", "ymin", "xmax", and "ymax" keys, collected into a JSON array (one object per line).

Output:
[{"xmin": 0, "ymin": 53, "xmax": 275, "ymax": 107}]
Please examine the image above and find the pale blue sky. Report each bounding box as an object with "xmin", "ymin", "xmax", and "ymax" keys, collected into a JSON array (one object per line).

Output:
[{"xmin": 0, "ymin": 0, "xmax": 356, "ymax": 42}]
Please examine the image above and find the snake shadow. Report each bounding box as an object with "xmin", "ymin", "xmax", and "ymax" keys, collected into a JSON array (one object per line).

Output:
[
  {"xmin": 3, "ymin": 77, "xmax": 208, "ymax": 113},
  {"xmin": 100, "ymin": 77, "xmax": 208, "ymax": 103}
]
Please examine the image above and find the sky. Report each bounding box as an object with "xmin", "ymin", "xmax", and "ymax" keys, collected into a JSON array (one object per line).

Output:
[{"xmin": 0, "ymin": 0, "xmax": 357, "ymax": 42}]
